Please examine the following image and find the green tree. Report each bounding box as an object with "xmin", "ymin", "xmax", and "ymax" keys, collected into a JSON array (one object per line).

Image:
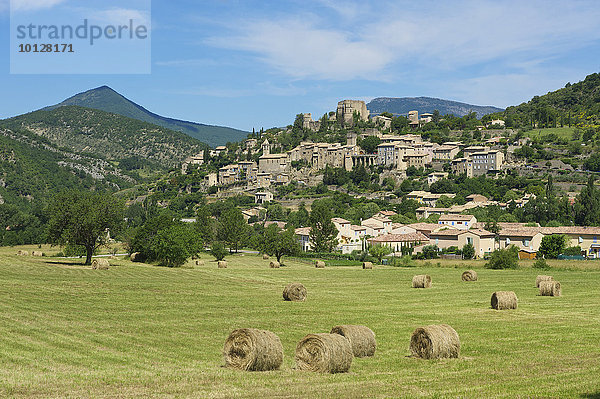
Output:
[
  {"xmin": 538, "ymin": 234, "xmax": 566, "ymax": 259},
  {"xmin": 47, "ymin": 191, "xmax": 124, "ymax": 265},
  {"xmin": 217, "ymin": 207, "xmax": 249, "ymax": 252},
  {"xmin": 574, "ymin": 176, "xmax": 600, "ymax": 226},
  {"xmin": 309, "ymin": 202, "xmax": 338, "ymax": 252},
  {"xmin": 209, "ymin": 241, "xmax": 228, "ymax": 261},
  {"xmin": 462, "ymin": 243, "xmax": 475, "ymax": 260},
  {"xmin": 152, "ymin": 224, "xmax": 201, "ymax": 267},
  {"xmin": 369, "ymin": 244, "xmax": 391, "ymax": 264},
  {"xmin": 485, "ymin": 246, "xmax": 519, "ymax": 269},
  {"xmin": 358, "ymin": 136, "xmax": 381, "ymax": 153},
  {"xmin": 261, "ymin": 225, "xmax": 300, "ymax": 263}
]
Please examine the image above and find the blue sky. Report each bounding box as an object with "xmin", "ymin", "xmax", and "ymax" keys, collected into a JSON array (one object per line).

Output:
[{"xmin": 1, "ymin": 0, "xmax": 600, "ymax": 132}]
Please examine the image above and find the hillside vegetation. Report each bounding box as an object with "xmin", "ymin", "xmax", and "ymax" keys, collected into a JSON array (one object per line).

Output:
[
  {"xmin": 490, "ymin": 72, "xmax": 600, "ymax": 129},
  {"xmin": 45, "ymin": 86, "xmax": 248, "ymax": 146},
  {"xmin": 1, "ymin": 106, "xmax": 208, "ymax": 169}
]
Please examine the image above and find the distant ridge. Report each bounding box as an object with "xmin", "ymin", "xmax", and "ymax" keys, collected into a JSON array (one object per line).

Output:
[
  {"xmin": 44, "ymin": 86, "xmax": 247, "ymax": 146},
  {"xmin": 367, "ymin": 96, "xmax": 504, "ymax": 118}
]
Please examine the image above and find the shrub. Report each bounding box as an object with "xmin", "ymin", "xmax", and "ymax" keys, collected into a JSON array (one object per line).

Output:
[
  {"xmin": 485, "ymin": 246, "xmax": 519, "ymax": 269},
  {"xmin": 533, "ymin": 258, "xmax": 551, "ymax": 270},
  {"xmin": 562, "ymin": 246, "xmax": 582, "ymax": 256},
  {"xmin": 538, "ymin": 234, "xmax": 566, "ymax": 259},
  {"xmin": 421, "ymin": 245, "xmax": 439, "ymax": 259},
  {"xmin": 462, "ymin": 243, "xmax": 475, "ymax": 260}
]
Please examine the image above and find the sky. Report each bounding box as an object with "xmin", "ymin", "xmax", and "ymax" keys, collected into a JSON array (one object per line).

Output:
[{"xmin": 1, "ymin": 0, "xmax": 600, "ymax": 132}]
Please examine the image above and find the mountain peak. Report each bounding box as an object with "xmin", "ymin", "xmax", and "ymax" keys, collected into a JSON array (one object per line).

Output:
[{"xmin": 43, "ymin": 87, "xmax": 247, "ymax": 146}]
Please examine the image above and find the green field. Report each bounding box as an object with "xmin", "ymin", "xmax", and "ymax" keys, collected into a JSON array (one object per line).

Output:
[
  {"xmin": 1, "ymin": 249, "xmax": 599, "ymax": 398},
  {"xmin": 524, "ymin": 127, "xmax": 576, "ymax": 140}
]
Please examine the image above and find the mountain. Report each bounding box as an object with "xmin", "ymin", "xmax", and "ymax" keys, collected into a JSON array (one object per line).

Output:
[
  {"xmin": 44, "ymin": 86, "xmax": 247, "ymax": 146},
  {"xmin": 0, "ymin": 106, "xmax": 207, "ymax": 171},
  {"xmin": 367, "ymin": 97, "xmax": 504, "ymax": 118}
]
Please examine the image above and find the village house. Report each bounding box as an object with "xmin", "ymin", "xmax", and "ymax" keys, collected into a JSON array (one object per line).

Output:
[
  {"xmin": 254, "ymin": 191, "xmax": 273, "ymax": 204},
  {"xmin": 438, "ymin": 214, "xmax": 477, "ymax": 230},
  {"xmin": 427, "ymin": 172, "xmax": 448, "ymax": 185},
  {"xmin": 367, "ymin": 232, "xmax": 429, "ymax": 253},
  {"xmin": 295, "ymin": 227, "xmax": 312, "ymax": 251},
  {"xmin": 373, "ymin": 115, "xmax": 392, "ymax": 130},
  {"xmin": 429, "ymin": 228, "xmax": 495, "ymax": 258},
  {"xmin": 258, "ymin": 153, "xmax": 290, "ymax": 175},
  {"xmin": 433, "ymin": 145, "xmax": 460, "ymax": 161}
]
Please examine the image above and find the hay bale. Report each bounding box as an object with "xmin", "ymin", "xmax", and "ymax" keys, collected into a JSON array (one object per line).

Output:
[
  {"xmin": 315, "ymin": 260, "xmax": 325, "ymax": 268},
  {"xmin": 218, "ymin": 261, "xmax": 228, "ymax": 268},
  {"xmin": 130, "ymin": 252, "xmax": 141, "ymax": 262},
  {"xmin": 195, "ymin": 260, "xmax": 204, "ymax": 266},
  {"xmin": 295, "ymin": 333, "xmax": 353, "ymax": 373},
  {"xmin": 262, "ymin": 254, "xmax": 270, "ymax": 260},
  {"xmin": 282, "ymin": 283, "xmax": 307, "ymax": 302},
  {"xmin": 223, "ymin": 328, "xmax": 283, "ymax": 371},
  {"xmin": 18, "ymin": 250, "xmax": 29, "ymax": 256},
  {"xmin": 412, "ymin": 274, "xmax": 432, "ymax": 288},
  {"xmin": 269, "ymin": 261, "xmax": 280, "ymax": 268},
  {"xmin": 31, "ymin": 251, "xmax": 43, "ymax": 257},
  {"xmin": 362, "ymin": 262, "xmax": 373, "ymax": 269},
  {"xmin": 91, "ymin": 258, "xmax": 110, "ymax": 270},
  {"xmin": 536, "ymin": 275, "xmax": 553, "ymax": 288},
  {"xmin": 539, "ymin": 280, "xmax": 561, "ymax": 297},
  {"xmin": 409, "ymin": 324, "xmax": 460, "ymax": 359},
  {"xmin": 462, "ymin": 270, "xmax": 478, "ymax": 281},
  {"xmin": 491, "ymin": 291, "xmax": 518, "ymax": 310},
  {"xmin": 330, "ymin": 325, "xmax": 376, "ymax": 357}
]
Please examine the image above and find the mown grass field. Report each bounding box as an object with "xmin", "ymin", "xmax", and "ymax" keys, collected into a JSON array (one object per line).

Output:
[
  {"xmin": 1, "ymin": 249, "xmax": 599, "ymax": 398},
  {"xmin": 524, "ymin": 127, "xmax": 576, "ymax": 140}
]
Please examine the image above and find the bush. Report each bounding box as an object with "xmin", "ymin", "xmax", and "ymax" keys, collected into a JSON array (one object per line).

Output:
[
  {"xmin": 538, "ymin": 234, "xmax": 566, "ymax": 259},
  {"xmin": 533, "ymin": 258, "xmax": 551, "ymax": 270},
  {"xmin": 421, "ymin": 245, "xmax": 439, "ymax": 259},
  {"xmin": 562, "ymin": 246, "xmax": 582, "ymax": 256},
  {"xmin": 485, "ymin": 246, "xmax": 519, "ymax": 269},
  {"xmin": 462, "ymin": 243, "xmax": 475, "ymax": 260},
  {"xmin": 210, "ymin": 241, "xmax": 228, "ymax": 261},
  {"xmin": 391, "ymin": 255, "xmax": 415, "ymax": 267}
]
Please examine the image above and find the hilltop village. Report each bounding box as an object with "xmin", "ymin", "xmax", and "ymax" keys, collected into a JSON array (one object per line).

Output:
[{"xmin": 174, "ymin": 98, "xmax": 600, "ymax": 261}]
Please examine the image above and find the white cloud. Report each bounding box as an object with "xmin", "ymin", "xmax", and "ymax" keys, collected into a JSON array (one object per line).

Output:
[
  {"xmin": 90, "ymin": 8, "xmax": 150, "ymax": 26},
  {"xmin": 206, "ymin": 0, "xmax": 600, "ymax": 82},
  {"xmin": 9, "ymin": 0, "xmax": 66, "ymax": 11}
]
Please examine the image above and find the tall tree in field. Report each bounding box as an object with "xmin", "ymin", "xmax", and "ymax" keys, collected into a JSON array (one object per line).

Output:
[
  {"xmin": 47, "ymin": 191, "xmax": 124, "ymax": 265},
  {"xmin": 309, "ymin": 201, "xmax": 338, "ymax": 252},
  {"xmin": 574, "ymin": 175, "xmax": 600, "ymax": 226},
  {"xmin": 217, "ymin": 207, "xmax": 248, "ymax": 252},
  {"xmin": 261, "ymin": 224, "xmax": 300, "ymax": 263}
]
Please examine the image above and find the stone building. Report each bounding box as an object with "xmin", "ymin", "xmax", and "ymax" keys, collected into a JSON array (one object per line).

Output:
[{"xmin": 336, "ymin": 100, "xmax": 369, "ymax": 127}]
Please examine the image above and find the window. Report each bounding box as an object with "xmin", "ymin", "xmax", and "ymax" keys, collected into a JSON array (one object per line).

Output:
[
  {"xmin": 523, "ymin": 239, "xmax": 530, "ymax": 247},
  {"xmin": 579, "ymin": 236, "xmax": 583, "ymax": 244}
]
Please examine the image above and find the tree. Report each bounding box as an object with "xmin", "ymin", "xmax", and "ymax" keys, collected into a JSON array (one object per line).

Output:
[
  {"xmin": 358, "ymin": 136, "xmax": 381, "ymax": 154},
  {"xmin": 369, "ymin": 244, "xmax": 391, "ymax": 264},
  {"xmin": 217, "ymin": 207, "xmax": 249, "ymax": 252},
  {"xmin": 152, "ymin": 224, "xmax": 201, "ymax": 267},
  {"xmin": 309, "ymin": 202, "xmax": 338, "ymax": 252},
  {"xmin": 47, "ymin": 191, "xmax": 124, "ymax": 265},
  {"xmin": 462, "ymin": 243, "xmax": 475, "ymax": 260},
  {"xmin": 261, "ymin": 225, "xmax": 300, "ymax": 263},
  {"xmin": 485, "ymin": 246, "xmax": 519, "ymax": 269},
  {"xmin": 210, "ymin": 241, "xmax": 228, "ymax": 261},
  {"xmin": 538, "ymin": 234, "xmax": 566, "ymax": 259},
  {"xmin": 421, "ymin": 245, "xmax": 439, "ymax": 259},
  {"xmin": 574, "ymin": 176, "xmax": 600, "ymax": 226}
]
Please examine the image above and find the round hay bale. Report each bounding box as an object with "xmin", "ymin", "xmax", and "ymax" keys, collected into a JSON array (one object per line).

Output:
[
  {"xmin": 218, "ymin": 261, "xmax": 228, "ymax": 268},
  {"xmin": 412, "ymin": 274, "xmax": 432, "ymax": 288},
  {"xmin": 223, "ymin": 328, "xmax": 283, "ymax": 371},
  {"xmin": 282, "ymin": 283, "xmax": 307, "ymax": 302},
  {"xmin": 31, "ymin": 251, "xmax": 43, "ymax": 257},
  {"xmin": 295, "ymin": 333, "xmax": 353, "ymax": 373},
  {"xmin": 19, "ymin": 250, "xmax": 29, "ymax": 256},
  {"xmin": 362, "ymin": 262, "xmax": 373, "ymax": 269},
  {"xmin": 315, "ymin": 260, "xmax": 325, "ymax": 268},
  {"xmin": 195, "ymin": 260, "xmax": 204, "ymax": 266},
  {"xmin": 91, "ymin": 258, "xmax": 110, "ymax": 270},
  {"xmin": 461, "ymin": 270, "xmax": 478, "ymax": 281},
  {"xmin": 262, "ymin": 254, "xmax": 270, "ymax": 260},
  {"xmin": 130, "ymin": 252, "xmax": 141, "ymax": 262},
  {"xmin": 409, "ymin": 324, "xmax": 460, "ymax": 359},
  {"xmin": 330, "ymin": 325, "xmax": 376, "ymax": 357},
  {"xmin": 539, "ymin": 280, "xmax": 561, "ymax": 297},
  {"xmin": 491, "ymin": 291, "xmax": 518, "ymax": 310},
  {"xmin": 536, "ymin": 275, "xmax": 553, "ymax": 288},
  {"xmin": 269, "ymin": 261, "xmax": 280, "ymax": 268}
]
